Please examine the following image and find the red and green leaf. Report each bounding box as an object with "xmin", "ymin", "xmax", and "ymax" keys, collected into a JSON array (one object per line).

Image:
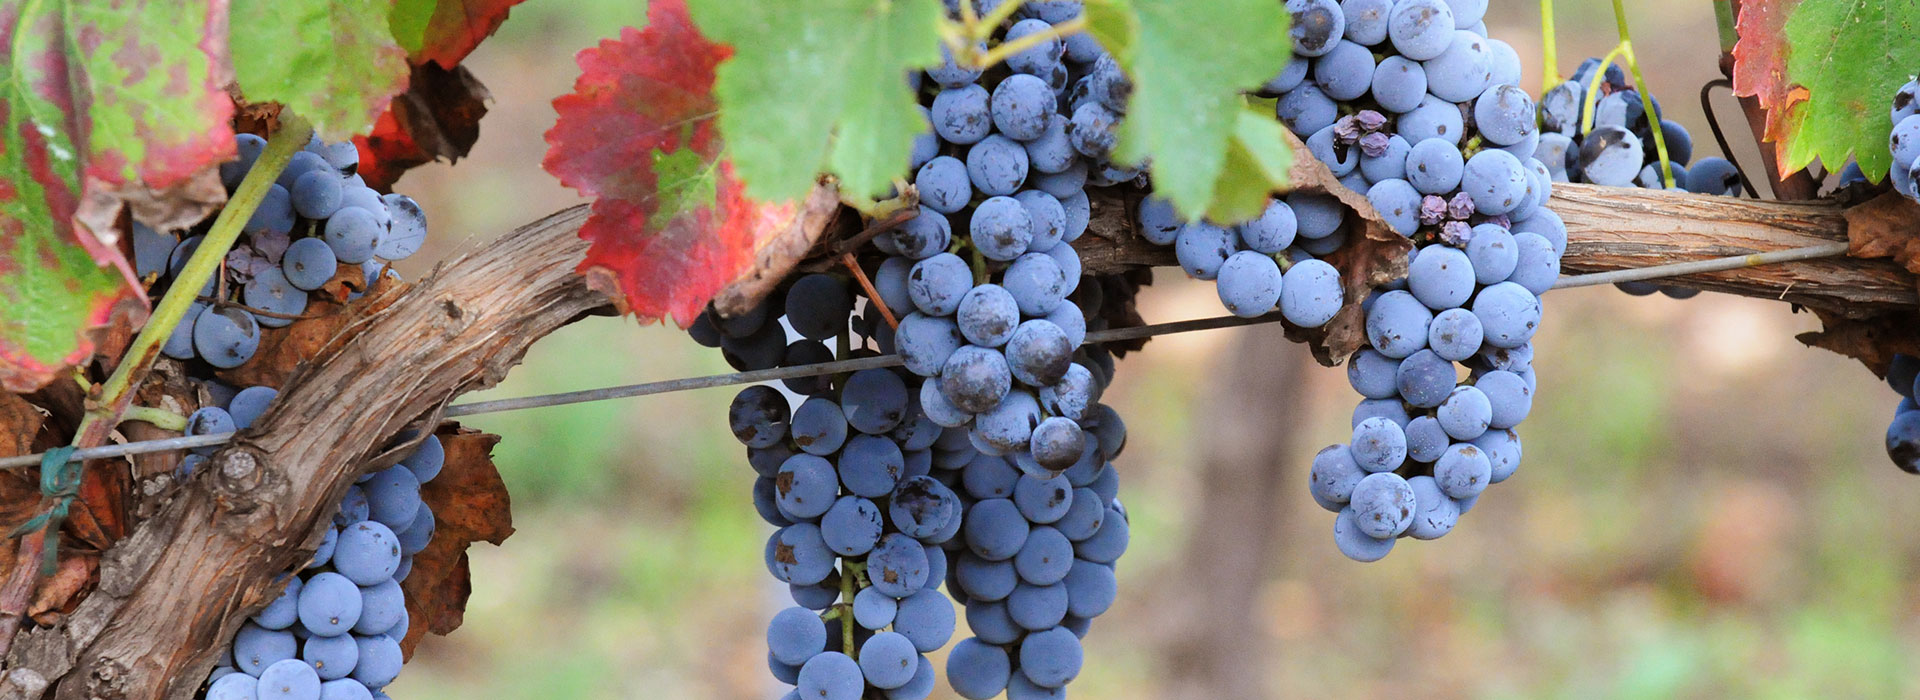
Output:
[
  {"xmin": 356, "ymin": 0, "xmax": 522, "ymax": 190},
  {"xmin": 229, "ymin": 0, "xmax": 410, "ymax": 141},
  {"xmin": 543, "ymin": 0, "xmax": 813, "ymax": 328},
  {"xmin": 389, "ymin": 0, "xmax": 527, "ymax": 69},
  {"xmin": 1733, "ymin": 0, "xmax": 1920, "ymax": 179},
  {"xmin": 1, "ymin": 0, "xmax": 238, "ymax": 391}
]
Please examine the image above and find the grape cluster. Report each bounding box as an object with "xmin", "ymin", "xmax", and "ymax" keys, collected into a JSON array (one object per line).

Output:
[
  {"xmin": 1888, "ymin": 77, "xmax": 1920, "ymax": 202},
  {"xmin": 1539, "ymin": 57, "xmax": 1737, "ymax": 298},
  {"xmin": 139, "ymin": 133, "xmax": 439, "ymax": 700},
  {"xmin": 728, "ymin": 357, "xmax": 963, "ymax": 700},
  {"xmin": 689, "ymin": 4, "xmax": 1141, "ymax": 694},
  {"xmin": 698, "ymin": 264, "xmax": 1130, "ymax": 699},
  {"xmin": 942, "ymin": 405, "xmax": 1128, "ymax": 700},
  {"xmin": 206, "ymin": 434, "xmax": 441, "ymax": 700},
  {"xmin": 1245, "ymin": 0, "xmax": 1556, "ymax": 561},
  {"xmin": 1884, "ymin": 355, "xmax": 1920, "ymax": 474},
  {"xmin": 886, "ymin": 0, "xmax": 1126, "ymax": 472},
  {"xmin": 142, "ymin": 134, "xmax": 424, "ymax": 371}
]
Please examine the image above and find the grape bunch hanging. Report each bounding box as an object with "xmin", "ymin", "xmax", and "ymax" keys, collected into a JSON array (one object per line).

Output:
[
  {"xmin": 1136, "ymin": 0, "xmax": 1553, "ymax": 562},
  {"xmin": 133, "ymin": 131, "xmax": 445, "ymax": 700}
]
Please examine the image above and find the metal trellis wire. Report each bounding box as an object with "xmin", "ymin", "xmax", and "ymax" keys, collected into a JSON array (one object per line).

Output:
[{"xmin": 0, "ymin": 242, "xmax": 1852, "ymax": 470}]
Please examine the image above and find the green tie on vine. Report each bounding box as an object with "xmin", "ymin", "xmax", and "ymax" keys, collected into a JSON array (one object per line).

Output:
[{"xmin": 9, "ymin": 447, "xmax": 81, "ymax": 577}]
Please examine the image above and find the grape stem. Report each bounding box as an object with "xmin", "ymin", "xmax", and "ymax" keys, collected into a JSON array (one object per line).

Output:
[
  {"xmin": 840, "ymin": 252, "xmax": 900, "ymax": 330},
  {"xmin": 1539, "ymin": 0, "xmax": 1559, "ymax": 93},
  {"xmin": 973, "ymin": 17, "xmax": 1086, "ymax": 71},
  {"xmin": 1611, "ymin": 0, "xmax": 1678, "ymax": 189},
  {"xmin": 121, "ymin": 406, "xmax": 188, "ymax": 432},
  {"xmin": 1577, "ymin": 44, "xmax": 1627, "ymax": 134},
  {"xmin": 74, "ymin": 116, "xmax": 312, "ymax": 447},
  {"xmin": 70, "ymin": 374, "xmax": 187, "ymax": 431},
  {"xmin": 971, "ymin": 0, "xmax": 1028, "ymax": 41},
  {"xmin": 1578, "ymin": 44, "xmax": 1677, "ymax": 188},
  {"xmin": 839, "ymin": 559, "xmax": 857, "ymax": 659}
]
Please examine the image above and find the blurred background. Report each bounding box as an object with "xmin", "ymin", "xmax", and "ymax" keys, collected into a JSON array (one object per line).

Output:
[{"xmin": 378, "ymin": 1, "xmax": 1920, "ymax": 698}]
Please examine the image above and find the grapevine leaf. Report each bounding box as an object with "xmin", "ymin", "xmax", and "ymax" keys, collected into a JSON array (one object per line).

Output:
[
  {"xmin": 1203, "ymin": 107, "xmax": 1297, "ymax": 222},
  {"xmin": 229, "ymin": 0, "xmax": 411, "ymax": 140},
  {"xmin": 0, "ymin": 237, "xmax": 142, "ymax": 393},
  {"xmin": 1799, "ymin": 307, "xmax": 1920, "ymax": 380},
  {"xmin": 388, "ymin": 0, "xmax": 528, "ymax": 68},
  {"xmin": 0, "ymin": 0, "xmax": 244, "ymax": 391},
  {"xmin": 685, "ymin": 0, "xmax": 943, "ymax": 201},
  {"xmin": 1730, "ymin": 0, "xmax": 1798, "ymax": 146},
  {"xmin": 544, "ymin": 0, "xmax": 835, "ymax": 327},
  {"xmin": 1734, "ymin": 0, "xmax": 1920, "ymax": 179},
  {"xmin": 398, "ymin": 425, "xmax": 513, "ymax": 658},
  {"xmin": 1110, "ymin": 0, "xmax": 1292, "ymax": 222},
  {"xmin": 354, "ymin": 63, "xmax": 492, "ymax": 191},
  {"xmin": 25, "ymin": 550, "xmax": 96, "ymax": 624},
  {"xmin": 1081, "ymin": 0, "xmax": 1137, "ymax": 60}
]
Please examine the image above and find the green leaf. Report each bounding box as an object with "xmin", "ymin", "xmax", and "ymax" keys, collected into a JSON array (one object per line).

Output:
[
  {"xmin": 0, "ymin": 231, "xmax": 140, "ymax": 394},
  {"xmin": 0, "ymin": 0, "xmax": 239, "ymax": 391},
  {"xmin": 1778, "ymin": 0, "xmax": 1920, "ymax": 178},
  {"xmin": 1205, "ymin": 106, "xmax": 1295, "ymax": 222},
  {"xmin": 230, "ymin": 0, "xmax": 411, "ymax": 140},
  {"xmin": 686, "ymin": 0, "xmax": 943, "ymax": 202},
  {"xmin": 1082, "ymin": 0, "xmax": 1137, "ymax": 60},
  {"xmin": 1110, "ymin": 0, "xmax": 1291, "ymax": 222}
]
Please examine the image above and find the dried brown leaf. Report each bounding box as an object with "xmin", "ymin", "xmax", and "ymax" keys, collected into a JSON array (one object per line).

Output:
[
  {"xmin": 1845, "ymin": 192, "xmax": 1920, "ymax": 275},
  {"xmin": 1278, "ymin": 130, "xmax": 1412, "ymax": 365},
  {"xmin": 1797, "ymin": 307, "xmax": 1920, "ymax": 378},
  {"xmin": 217, "ymin": 274, "xmax": 407, "ymax": 388},
  {"xmin": 26, "ymin": 551, "xmax": 98, "ymax": 624},
  {"xmin": 356, "ymin": 63, "xmax": 492, "ymax": 191},
  {"xmin": 398, "ymin": 425, "xmax": 512, "ymax": 658},
  {"xmin": 703, "ymin": 180, "xmax": 846, "ymax": 319}
]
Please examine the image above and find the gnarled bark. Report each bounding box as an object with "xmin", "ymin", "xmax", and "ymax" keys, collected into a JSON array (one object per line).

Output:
[{"xmin": 1, "ymin": 206, "xmax": 603, "ymax": 700}]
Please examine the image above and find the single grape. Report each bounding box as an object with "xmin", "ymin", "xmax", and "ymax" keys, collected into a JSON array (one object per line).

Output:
[
  {"xmin": 916, "ymin": 156, "xmax": 972, "ymax": 214},
  {"xmin": 991, "ymin": 73, "xmax": 1056, "ymax": 140},
  {"xmin": 1174, "ymin": 222, "xmax": 1237, "ymax": 280},
  {"xmin": 1349, "ymin": 471, "xmax": 1416, "ymax": 538},
  {"xmin": 932, "ymin": 85, "xmax": 992, "ymax": 145},
  {"xmin": 1216, "ymin": 251, "xmax": 1284, "ymax": 318},
  {"xmin": 1371, "ymin": 55, "xmax": 1429, "ymax": 113},
  {"xmin": 1280, "ymin": 258, "xmax": 1343, "ymax": 328}
]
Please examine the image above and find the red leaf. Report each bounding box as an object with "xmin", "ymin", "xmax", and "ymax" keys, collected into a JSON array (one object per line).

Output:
[
  {"xmin": 418, "ymin": 0, "xmax": 525, "ymax": 69},
  {"xmin": 542, "ymin": 0, "xmax": 816, "ymax": 327},
  {"xmin": 1730, "ymin": 0, "xmax": 1804, "ymax": 160}
]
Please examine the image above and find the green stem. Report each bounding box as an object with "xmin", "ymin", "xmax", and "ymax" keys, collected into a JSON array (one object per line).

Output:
[
  {"xmin": 1610, "ymin": 0, "xmax": 1676, "ymax": 189},
  {"xmin": 121, "ymin": 406, "xmax": 187, "ymax": 432},
  {"xmin": 71, "ymin": 117, "xmax": 313, "ymax": 447},
  {"xmin": 1578, "ymin": 43, "xmax": 1628, "ymax": 134},
  {"xmin": 968, "ymin": 246, "xmax": 988, "ymax": 287},
  {"xmin": 973, "ymin": 16, "xmax": 1086, "ymax": 70},
  {"xmin": 1712, "ymin": 0, "xmax": 1739, "ymax": 54},
  {"xmin": 1540, "ymin": 0, "xmax": 1559, "ymax": 92},
  {"xmin": 839, "ymin": 560, "xmax": 857, "ymax": 659},
  {"xmin": 972, "ymin": 0, "xmax": 1028, "ymax": 41}
]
